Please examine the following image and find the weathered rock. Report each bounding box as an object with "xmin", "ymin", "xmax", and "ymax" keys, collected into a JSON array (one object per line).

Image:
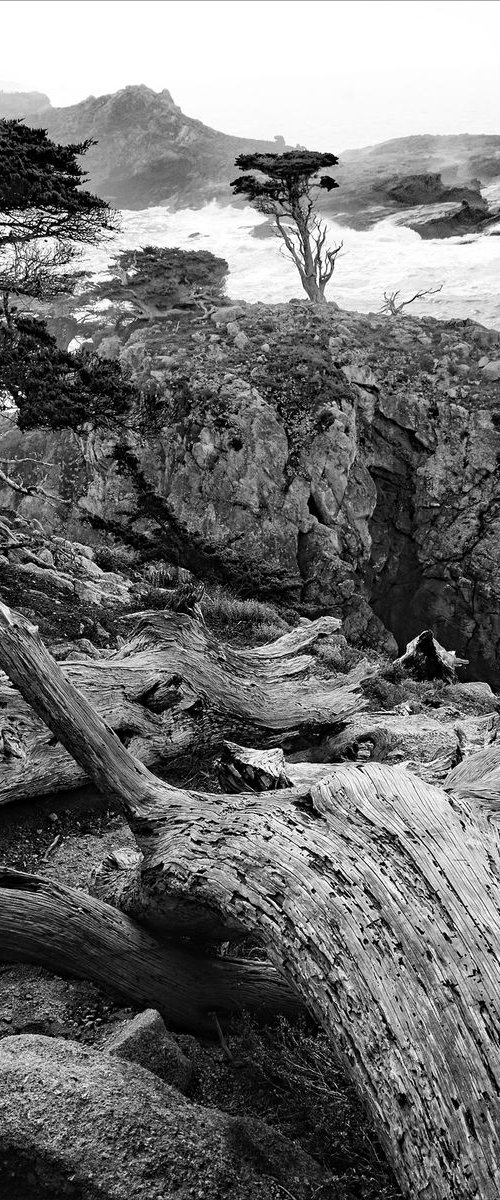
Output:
[
  {"xmin": 4, "ymin": 304, "xmax": 500, "ymax": 681},
  {"xmin": 211, "ymin": 305, "xmax": 246, "ymax": 325},
  {"xmin": 104, "ymin": 1008, "xmax": 193, "ymax": 1093},
  {"xmin": 481, "ymin": 359, "xmax": 500, "ymax": 380},
  {"xmin": 0, "ymin": 1035, "xmax": 326, "ymax": 1199}
]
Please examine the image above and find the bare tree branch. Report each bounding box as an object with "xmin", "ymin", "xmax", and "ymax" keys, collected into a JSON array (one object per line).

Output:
[
  {"xmin": 0, "ymin": 465, "xmax": 70, "ymax": 508},
  {"xmin": 380, "ymin": 283, "xmax": 444, "ymax": 316}
]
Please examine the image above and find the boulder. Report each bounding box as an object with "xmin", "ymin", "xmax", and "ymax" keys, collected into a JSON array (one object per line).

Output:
[
  {"xmin": 481, "ymin": 360, "xmax": 500, "ymax": 381},
  {"xmin": 0, "ymin": 1035, "xmax": 326, "ymax": 1200},
  {"xmin": 103, "ymin": 1008, "xmax": 193, "ymax": 1093}
]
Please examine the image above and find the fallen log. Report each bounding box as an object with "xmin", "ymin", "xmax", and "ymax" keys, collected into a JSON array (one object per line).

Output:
[
  {"xmin": 0, "ymin": 868, "xmax": 301, "ymax": 1032},
  {"xmin": 2, "ymin": 602, "xmax": 500, "ymax": 1198},
  {"xmin": 0, "ymin": 610, "xmax": 366, "ymax": 807}
]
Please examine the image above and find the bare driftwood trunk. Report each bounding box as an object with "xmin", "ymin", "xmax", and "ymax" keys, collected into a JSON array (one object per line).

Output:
[
  {"xmin": 0, "ymin": 868, "xmax": 301, "ymax": 1032},
  {"xmin": 2, "ymin": 602, "xmax": 500, "ymax": 1198},
  {"xmin": 394, "ymin": 628, "xmax": 468, "ymax": 681},
  {"xmin": 0, "ymin": 611, "xmax": 366, "ymax": 806}
]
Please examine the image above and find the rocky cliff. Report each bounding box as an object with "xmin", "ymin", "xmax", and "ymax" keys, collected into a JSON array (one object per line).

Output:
[
  {"xmin": 2, "ymin": 302, "xmax": 500, "ymax": 685},
  {"xmin": 327, "ymin": 133, "xmax": 500, "ymax": 225}
]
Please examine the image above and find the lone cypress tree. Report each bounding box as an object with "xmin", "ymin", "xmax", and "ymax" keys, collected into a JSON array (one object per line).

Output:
[{"xmin": 231, "ymin": 150, "xmax": 341, "ymax": 304}]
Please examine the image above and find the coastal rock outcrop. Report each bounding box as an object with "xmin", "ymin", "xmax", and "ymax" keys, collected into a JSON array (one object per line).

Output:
[{"xmin": 2, "ymin": 303, "xmax": 500, "ymax": 684}]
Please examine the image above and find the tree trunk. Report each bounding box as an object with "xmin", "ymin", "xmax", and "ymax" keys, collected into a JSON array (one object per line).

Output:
[
  {"xmin": 0, "ymin": 610, "xmax": 365, "ymax": 807},
  {"xmin": 295, "ymin": 213, "xmax": 326, "ymax": 304},
  {"xmin": 0, "ymin": 868, "xmax": 301, "ymax": 1033},
  {"xmin": 2, "ymin": 601, "xmax": 500, "ymax": 1198}
]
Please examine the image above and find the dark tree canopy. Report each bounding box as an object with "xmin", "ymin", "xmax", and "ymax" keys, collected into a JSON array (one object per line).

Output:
[
  {"xmin": 93, "ymin": 245, "xmax": 229, "ymax": 323},
  {"xmin": 0, "ymin": 315, "xmax": 138, "ymax": 432},
  {"xmin": 231, "ymin": 150, "xmax": 339, "ymax": 204},
  {"xmin": 231, "ymin": 150, "xmax": 341, "ymax": 304},
  {"xmin": 0, "ymin": 120, "xmax": 117, "ymax": 309},
  {"xmin": 0, "ymin": 120, "xmax": 114, "ymax": 244}
]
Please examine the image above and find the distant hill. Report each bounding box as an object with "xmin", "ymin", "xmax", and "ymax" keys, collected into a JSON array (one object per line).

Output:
[
  {"xmin": 0, "ymin": 90, "xmax": 51, "ymax": 117},
  {"xmin": 2, "ymin": 85, "xmax": 500, "ymax": 227},
  {"xmin": 7, "ymin": 84, "xmax": 290, "ymax": 210}
]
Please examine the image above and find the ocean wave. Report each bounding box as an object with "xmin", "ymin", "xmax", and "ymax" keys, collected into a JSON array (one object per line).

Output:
[{"xmin": 79, "ymin": 201, "xmax": 500, "ymax": 330}]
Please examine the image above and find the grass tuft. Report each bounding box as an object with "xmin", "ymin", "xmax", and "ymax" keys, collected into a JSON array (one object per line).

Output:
[{"xmin": 201, "ymin": 585, "xmax": 290, "ymax": 643}]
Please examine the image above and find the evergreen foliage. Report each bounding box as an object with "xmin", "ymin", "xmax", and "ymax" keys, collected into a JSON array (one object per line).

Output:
[
  {"xmin": 0, "ymin": 315, "xmax": 137, "ymax": 431},
  {"xmin": 91, "ymin": 245, "xmax": 229, "ymax": 325},
  {"xmin": 0, "ymin": 119, "xmax": 117, "ymax": 307}
]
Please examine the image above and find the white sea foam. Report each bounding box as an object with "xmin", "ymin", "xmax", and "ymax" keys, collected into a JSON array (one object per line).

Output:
[{"xmin": 80, "ymin": 201, "xmax": 500, "ymax": 330}]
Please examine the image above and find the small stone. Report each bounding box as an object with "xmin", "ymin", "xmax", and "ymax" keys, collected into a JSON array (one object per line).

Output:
[
  {"xmin": 37, "ymin": 548, "xmax": 54, "ymax": 567},
  {"xmin": 210, "ymin": 305, "xmax": 245, "ymax": 325},
  {"xmin": 234, "ymin": 331, "xmax": 250, "ymax": 350}
]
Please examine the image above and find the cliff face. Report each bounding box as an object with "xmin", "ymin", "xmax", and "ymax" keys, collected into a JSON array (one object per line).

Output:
[
  {"xmin": 322, "ymin": 135, "xmax": 500, "ymax": 235},
  {"xmin": 2, "ymin": 303, "xmax": 500, "ymax": 683}
]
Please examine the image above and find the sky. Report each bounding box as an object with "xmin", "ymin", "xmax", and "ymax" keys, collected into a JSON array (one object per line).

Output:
[{"xmin": 1, "ymin": 0, "xmax": 499, "ymax": 151}]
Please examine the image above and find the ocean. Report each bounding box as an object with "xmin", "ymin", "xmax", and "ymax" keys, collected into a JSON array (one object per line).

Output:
[{"xmin": 81, "ymin": 195, "xmax": 500, "ymax": 330}]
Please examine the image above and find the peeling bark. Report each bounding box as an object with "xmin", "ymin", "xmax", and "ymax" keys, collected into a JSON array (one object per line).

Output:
[{"xmin": 2, "ymin": 602, "xmax": 500, "ymax": 1197}]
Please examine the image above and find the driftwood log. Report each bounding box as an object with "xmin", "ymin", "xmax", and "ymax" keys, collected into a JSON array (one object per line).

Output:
[
  {"xmin": 2, "ymin": 602, "xmax": 500, "ymax": 1197},
  {"xmin": 0, "ymin": 611, "xmax": 368, "ymax": 807},
  {"xmin": 0, "ymin": 868, "xmax": 301, "ymax": 1032}
]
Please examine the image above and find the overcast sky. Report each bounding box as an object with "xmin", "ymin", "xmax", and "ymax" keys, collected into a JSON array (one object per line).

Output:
[{"xmin": 1, "ymin": 0, "xmax": 499, "ymax": 151}]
